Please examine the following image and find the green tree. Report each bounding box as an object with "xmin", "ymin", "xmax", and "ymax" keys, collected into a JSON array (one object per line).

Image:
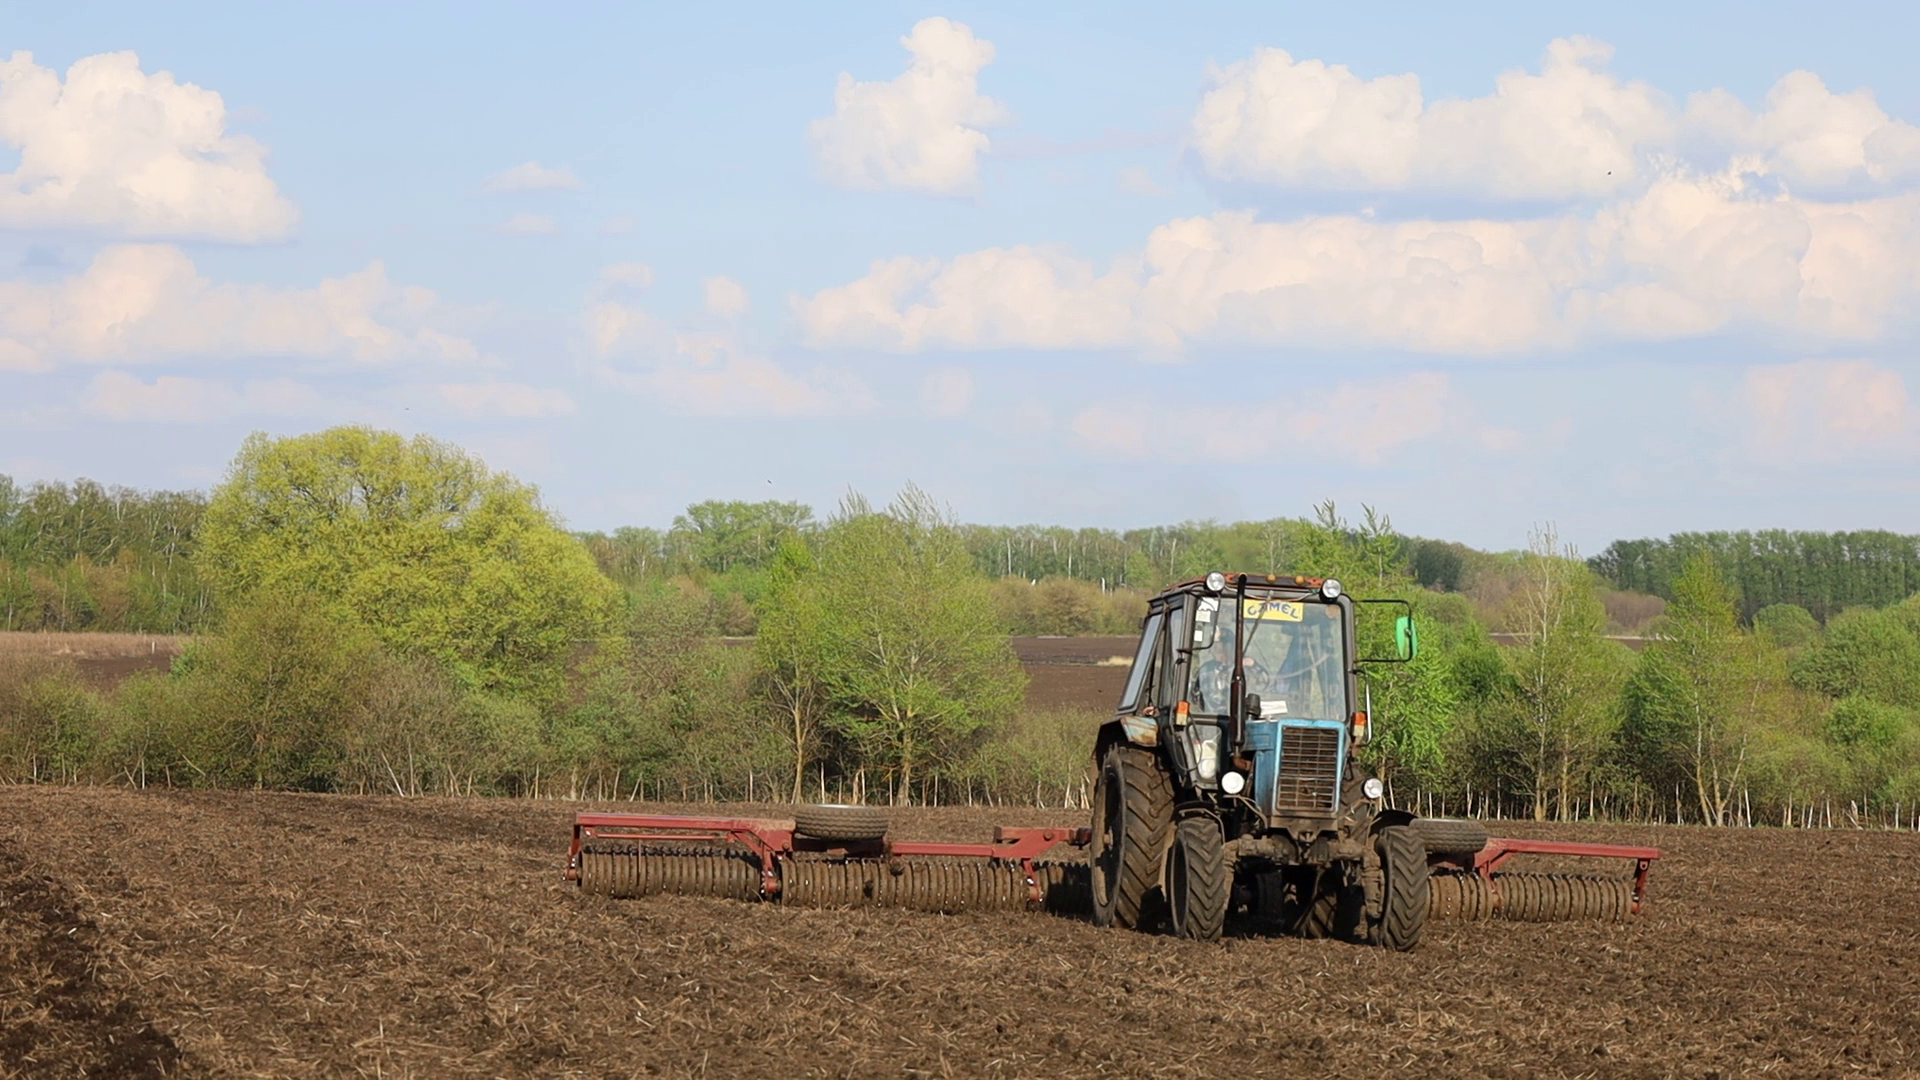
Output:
[
  {"xmin": 1754, "ymin": 603, "xmax": 1821, "ymax": 651},
  {"xmin": 754, "ymin": 537, "xmax": 829, "ymax": 800},
  {"xmin": 1498, "ymin": 527, "xmax": 1627, "ymax": 820},
  {"xmin": 787, "ymin": 487, "xmax": 1025, "ymax": 804},
  {"xmin": 197, "ymin": 427, "xmax": 617, "ymax": 699},
  {"xmin": 1790, "ymin": 598, "xmax": 1920, "ymax": 710},
  {"xmin": 1620, "ymin": 554, "xmax": 1783, "ymax": 825}
]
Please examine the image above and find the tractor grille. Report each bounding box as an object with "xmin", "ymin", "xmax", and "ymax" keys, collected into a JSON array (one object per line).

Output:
[{"xmin": 1274, "ymin": 725, "xmax": 1342, "ymax": 815}]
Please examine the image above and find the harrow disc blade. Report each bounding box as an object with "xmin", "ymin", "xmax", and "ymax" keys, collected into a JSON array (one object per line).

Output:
[
  {"xmin": 1492, "ymin": 873, "xmax": 1633, "ymax": 922},
  {"xmin": 778, "ymin": 858, "xmax": 1093, "ymax": 914},
  {"xmin": 577, "ymin": 846, "xmax": 764, "ymax": 901},
  {"xmin": 1427, "ymin": 870, "xmax": 1494, "ymax": 921},
  {"xmin": 1427, "ymin": 871, "xmax": 1634, "ymax": 922}
]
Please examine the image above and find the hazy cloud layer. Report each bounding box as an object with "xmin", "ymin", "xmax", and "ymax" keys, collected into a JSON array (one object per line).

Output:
[
  {"xmin": 0, "ymin": 244, "xmax": 481, "ymax": 368},
  {"xmin": 481, "ymin": 161, "xmax": 581, "ymax": 193},
  {"xmin": 0, "ymin": 51, "xmax": 297, "ymax": 240},
  {"xmin": 436, "ymin": 380, "xmax": 577, "ymax": 419},
  {"xmin": 1072, "ymin": 372, "xmax": 1457, "ymax": 463},
  {"xmin": 808, "ymin": 17, "xmax": 1006, "ymax": 196},
  {"xmin": 588, "ymin": 281, "xmax": 874, "ymax": 417},
  {"xmin": 703, "ymin": 276, "xmax": 750, "ymax": 318},
  {"xmin": 1741, "ymin": 359, "xmax": 1915, "ymax": 462},
  {"xmin": 79, "ymin": 371, "xmax": 341, "ymax": 423}
]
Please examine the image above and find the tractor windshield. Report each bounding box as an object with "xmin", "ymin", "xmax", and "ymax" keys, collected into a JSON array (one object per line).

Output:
[{"xmin": 1187, "ymin": 596, "xmax": 1347, "ymax": 722}]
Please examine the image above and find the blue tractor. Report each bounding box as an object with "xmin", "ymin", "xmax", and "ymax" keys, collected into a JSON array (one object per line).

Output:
[{"xmin": 1090, "ymin": 571, "xmax": 1432, "ymax": 947}]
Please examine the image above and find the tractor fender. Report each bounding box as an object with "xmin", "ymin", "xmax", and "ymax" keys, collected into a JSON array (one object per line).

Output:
[
  {"xmin": 1370, "ymin": 807, "xmax": 1417, "ymax": 835},
  {"xmin": 1095, "ymin": 716, "xmax": 1158, "ymax": 762}
]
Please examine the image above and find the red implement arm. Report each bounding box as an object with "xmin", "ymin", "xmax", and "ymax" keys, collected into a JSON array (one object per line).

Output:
[{"xmin": 1432, "ymin": 837, "xmax": 1662, "ymax": 915}]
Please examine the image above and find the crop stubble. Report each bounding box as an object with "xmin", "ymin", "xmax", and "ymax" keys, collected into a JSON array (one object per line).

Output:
[{"xmin": 0, "ymin": 787, "xmax": 1916, "ymax": 1078}]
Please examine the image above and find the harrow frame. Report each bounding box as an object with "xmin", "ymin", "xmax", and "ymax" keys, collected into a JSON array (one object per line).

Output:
[
  {"xmin": 567, "ymin": 811, "xmax": 1090, "ymax": 906},
  {"xmin": 1429, "ymin": 837, "xmax": 1661, "ymax": 915},
  {"xmin": 568, "ymin": 810, "xmax": 1662, "ymax": 921}
]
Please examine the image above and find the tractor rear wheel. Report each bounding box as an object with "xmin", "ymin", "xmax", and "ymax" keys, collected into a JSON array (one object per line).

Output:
[
  {"xmin": 1090, "ymin": 742, "xmax": 1173, "ymax": 930},
  {"xmin": 1165, "ymin": 815, "xmax": 1229, "ymax": 942},
  {"xmin": 1367, "ymin": 825, "xmax": 1430, "ymax": 951}
]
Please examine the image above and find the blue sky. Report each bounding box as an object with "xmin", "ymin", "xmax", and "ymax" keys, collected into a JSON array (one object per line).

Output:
[{"xmin": 4, "ymin": 1, "xmax": 1920, "ymax": 553}]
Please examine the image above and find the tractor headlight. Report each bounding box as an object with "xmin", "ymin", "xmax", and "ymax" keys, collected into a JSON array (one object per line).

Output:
[
  {"xmin": 1321, "ymin": 578, "xmax": 1342, "ymax": 600},
  {"xmin": 1197, "ymin": 747, "xmax": 1219, "ymax": 781},
  {"xmin": 1362, "ymin": 777, "xmax": 1384, "ymax": 800},
  {"xmin": 1220, "ymin": 771, "xmax": 1246, "ymax": 795},
  {"xmin": 1205, "ymin": 571, "xmax": 1226, "ymax": 593}
]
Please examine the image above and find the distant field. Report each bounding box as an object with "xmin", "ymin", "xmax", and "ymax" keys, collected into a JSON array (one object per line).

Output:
[
  {"xmin": 0, "ymin": 631, "xmax": 186, "ymax": 685},
  {"xmin": 0, "ymin": 631, "xmax": 1132, "ymax": 709},
  {"xmin": 1011, "ymin": 636, "xmax": 1133, "ymax": 711}
]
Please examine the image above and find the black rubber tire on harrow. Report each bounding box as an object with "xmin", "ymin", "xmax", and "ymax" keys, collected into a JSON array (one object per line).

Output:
[
  {"xmin": 792, "ymin": 804, "xmax": 890, "ymax": 842},
  {"xmin": 1165, "ymin": 815, "xmax": 1230, "ymax": 942},
  {"xmin": 1368, "ymin": 825, "xmax": 1430, "ymax": 951},
  {"xmin": 1410, "ymin": 817, "xmax": 1490, "ymax": 856},
  {"xmin": 1090, "ymin": 742, "xmax": 1173, "ymax": 931}
]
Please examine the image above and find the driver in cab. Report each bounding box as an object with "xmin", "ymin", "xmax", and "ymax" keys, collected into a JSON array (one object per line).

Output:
[{"xmin": 1192, "ymin": 611, "xmax": 1298, "ymax": 715}]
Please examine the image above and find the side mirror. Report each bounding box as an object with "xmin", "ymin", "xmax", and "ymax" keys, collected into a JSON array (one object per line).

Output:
[{"xmin": 1395, "ymin": 615, "xmax": 1418, "ymax": 661}]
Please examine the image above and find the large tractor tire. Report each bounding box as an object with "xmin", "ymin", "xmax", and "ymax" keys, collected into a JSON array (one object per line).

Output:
[
  {"xmin": 1366, "ymin": 825, "xmax": 1430, "ymax": 951},
  {"xmin": 1165, "ymin": 815, "xmax": 1230, "ymax": 942},
  {"xmin": 1090, "ymin": 742, "xmax": 1173, "ymax": 930},
  {"xmin": 792, "ymin": 804, "xmax": 889, "ymax": 842},
  {"xmin": 1411, "ymin": 817, "xmax": 1489, "ymax": 856}
]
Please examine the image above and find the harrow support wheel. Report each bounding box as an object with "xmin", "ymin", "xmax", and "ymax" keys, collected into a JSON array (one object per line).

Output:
[
  {"xmin": 792, "ymin": 804, "xmax": 890, "ymax": 842},
  {"xmin": 1090, "ymin": 742, "xmax": 1173, "ymax": 930},
  {"xmin": 1165, "ymin": 815, "xmax": 1230, "ymax": 942},
  {"xmin": 1366, "ymin": 825, "xmax": 1430, "ymax": 951},
  {"xmin": 1410, "ymin": 817, "xmax": 1490, "ymax": 856}
]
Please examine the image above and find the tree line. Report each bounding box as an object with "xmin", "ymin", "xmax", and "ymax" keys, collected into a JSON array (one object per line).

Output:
[
  {"xmin": 0, "ymin": 476, "xmax": 213, "ymax": 633},
  {"xmin": 2, "ymin": 429, "xmax": 1919, "ymax": 826}
]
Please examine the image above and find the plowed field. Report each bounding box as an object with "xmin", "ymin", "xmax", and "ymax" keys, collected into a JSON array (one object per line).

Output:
[{"xmin": 2, "ymin": 787, "xmax": 1917, "ymax": 1078}]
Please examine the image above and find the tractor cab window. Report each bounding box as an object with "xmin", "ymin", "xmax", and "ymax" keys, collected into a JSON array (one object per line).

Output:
[
  {"xmin": 1117, "ymin": 611, "xmax": 1165, "ymax": 714},
  {"xmin": 1187, "ymin": 597, "xmax": 1347, "ymax": 722}
]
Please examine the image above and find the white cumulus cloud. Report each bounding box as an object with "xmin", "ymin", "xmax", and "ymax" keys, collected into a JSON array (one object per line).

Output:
[
  {"xmin": 1192, "ymin": 38, "xmax": 1671, "ymax": 199},
  {"xmin": 481, "ymin": 161, "xmax": 581, "ymax": 193},
  {"xmin": 799, "ymin": 176, "xmax": 1920, "ymax": 355},
  {"xmin": 1686, "ymin": 72, "xmax": 1920, "ymax": 190},
  {"xmin": 0, "ymin": 244, "xmax": 482, "ymax": 368},
  {"xmin": 808, "ymin": 17, "xmax": 1006, "ymax": 196},
  {"xmin": 1191, "ymin": 38, "xmax": 1920, "ymax": 200},
  {"xmin": 0, "ymin": 51, "xmax": 297, "ymax": 241}
]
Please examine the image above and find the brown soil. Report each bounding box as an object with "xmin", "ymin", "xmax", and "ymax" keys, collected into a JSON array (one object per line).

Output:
[
  {"xmin": 0, "ymin": 633, "xmax": 184, "ymax": 688},
  {"xmin": 1, "ymin": 788, "xmax": 1916, "ymax": 1077},
  {"xmin": 1015, "ymin": 636, "xmax": 1133, "ymax": 711}
]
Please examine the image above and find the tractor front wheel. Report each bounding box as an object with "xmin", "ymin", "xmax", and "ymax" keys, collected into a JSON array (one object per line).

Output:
[
  {"xmin": 1366, "ymin": 825, "xmax": 1430, "ymax": 951},
  {"xmin": 1166, "ymin": 815, "xmax": 1230, "ymax": 942},
  {"xmin": 1090, "ymin": 743, "xmax": 1173, "ymax": 930}
]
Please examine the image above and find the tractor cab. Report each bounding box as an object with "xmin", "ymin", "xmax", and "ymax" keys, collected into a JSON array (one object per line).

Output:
[{"xmin": 1106, "ymin": 572, "xmax": 1409, "ymax": 828}]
